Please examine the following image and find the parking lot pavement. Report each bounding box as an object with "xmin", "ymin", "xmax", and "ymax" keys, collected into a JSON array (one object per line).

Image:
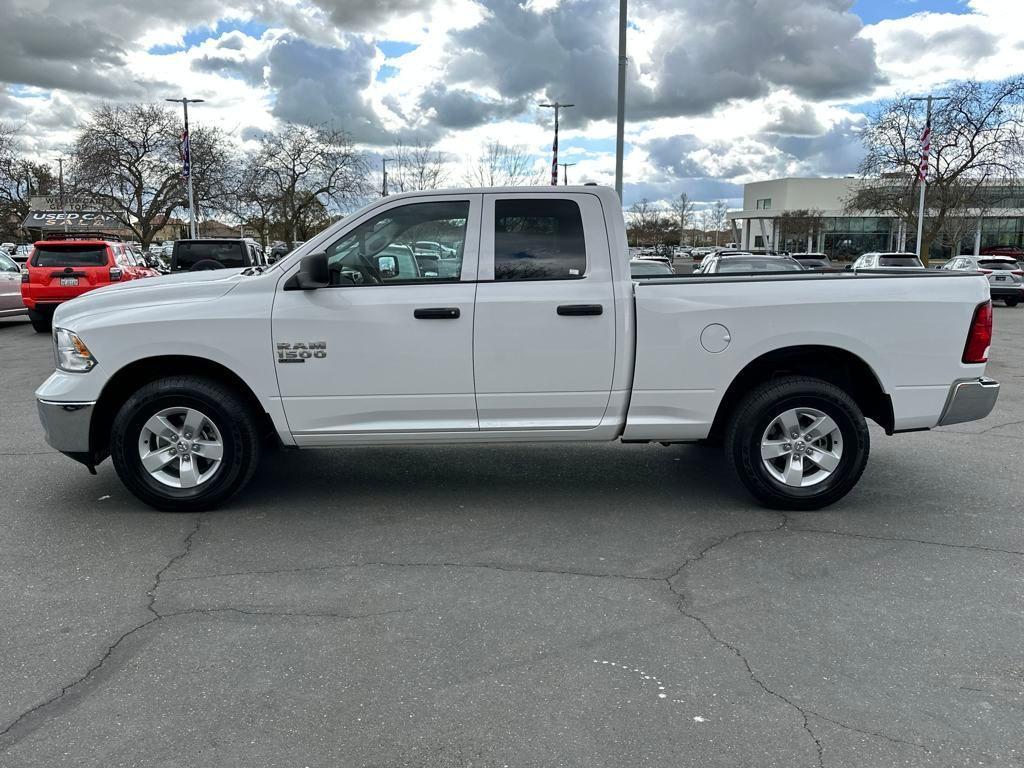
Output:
[{"xmin": 1, "ymin": 308, "xmax": 1022, "ymax": 767}]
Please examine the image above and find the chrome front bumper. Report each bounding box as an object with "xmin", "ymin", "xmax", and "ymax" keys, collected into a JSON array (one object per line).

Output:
[
  {"xmin": 37, "ymin": 399, "xmax": 95, "ymax": 453},
  {"xmin": 937, "ymin": 377, "xmax": 1000, "ymax": 427}
]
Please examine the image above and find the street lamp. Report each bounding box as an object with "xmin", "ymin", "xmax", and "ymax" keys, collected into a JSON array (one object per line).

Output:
[
  {"xmin": 614, "ymin": 0, "xmax": 628, "ymax": 200},
  {"xmin": 558, "ymin": 161, "xmax": 577, "ymax": 186},
  {"xmin": 539, "ymin": 102, "xmax": 574, "ymax": 186},
  {"xmin": 165, "ymin": 97, "xmax": 205, "ymax": 239}
]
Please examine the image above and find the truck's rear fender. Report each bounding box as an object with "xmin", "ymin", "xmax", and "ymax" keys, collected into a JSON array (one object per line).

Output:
[
  {"xmin": 88, "ymin": 355, "xmax": 281, "ymax": 466},
  {"xmin": 706, "ymin": 345, "xmax": 894, "ymax": 441}
]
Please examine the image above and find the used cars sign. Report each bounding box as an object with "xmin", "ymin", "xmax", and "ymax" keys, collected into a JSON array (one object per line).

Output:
[{"xmin": 22, "ymin": 210, "xmax": 122, "ymax": 229}]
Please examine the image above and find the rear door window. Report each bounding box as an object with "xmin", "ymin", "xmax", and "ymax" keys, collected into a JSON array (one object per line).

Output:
[
  {"xmin": 493, "ymin": 199, "xmax": 586, "ymax": 281},
  {"xmin": 978, "ymin": 260, "xmax": 1020, "ymax": 270},
  {"xmin": 31, "ymin": 245, "xmax": 109, "ymax": 268}
]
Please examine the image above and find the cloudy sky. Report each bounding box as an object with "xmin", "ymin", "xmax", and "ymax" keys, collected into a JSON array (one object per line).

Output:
[{"xmin": 1, "ymin": 0, "xmax": 1021, "ymax": 209}]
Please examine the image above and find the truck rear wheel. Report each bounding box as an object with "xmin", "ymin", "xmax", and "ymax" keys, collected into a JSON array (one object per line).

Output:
[
  {"xmin": 725, "ymin": 376, "xmax": 869, "ymax": 511},
  {"xmin": 110, "ymin": 376, "xmax": 261, "ymax": 512}
]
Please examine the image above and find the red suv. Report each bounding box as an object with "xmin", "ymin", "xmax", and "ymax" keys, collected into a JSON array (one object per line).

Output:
[{"xmin": 21, "ymin": 237, "xmax": 160, "ymax": 333}]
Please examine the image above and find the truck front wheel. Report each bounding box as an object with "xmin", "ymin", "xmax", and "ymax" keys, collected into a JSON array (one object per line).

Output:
[
  {"xmin": 725, "ymin": 376, "xmax": 870, "ymax": 511},
  {"xmin": 110, "ymin": 376, "xmax": 262, "ymax": 512}
]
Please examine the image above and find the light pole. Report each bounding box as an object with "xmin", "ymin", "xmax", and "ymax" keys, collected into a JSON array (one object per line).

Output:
[
  {"xmin": 381, "ymin": 157, "xmax": 395, "ymax": 197},
  {"xmin": 558, "ymin": 162, "xmax": 577, "ymax": 186},
  {"xmin": 165, "ymin": 97, "xmax": 205, "ymax": 239},
  {"xmin": 614, "ymin": 0, "xmax": 628, "ymax": 201},
  {"xmin": 539, "ymin": 102, "xmax": 574, "ymax": 185},
  {"xmin": 909, "ymin": 94, "xmax": 949, "ymax": 261}
]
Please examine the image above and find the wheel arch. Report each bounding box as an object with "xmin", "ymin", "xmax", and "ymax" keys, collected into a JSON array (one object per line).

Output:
[
  {"xmin": 710, "ymin": 345, "xmax": 894, "ymax": 440},
  {"xmin": 89, "ymin": 355, "xmax": 275, "ymax": 463}
]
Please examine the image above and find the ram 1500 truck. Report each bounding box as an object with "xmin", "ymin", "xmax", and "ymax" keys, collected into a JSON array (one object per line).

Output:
[{"xmin": 35, "ymin": 186, "xmax": 999, "ymax": 512}]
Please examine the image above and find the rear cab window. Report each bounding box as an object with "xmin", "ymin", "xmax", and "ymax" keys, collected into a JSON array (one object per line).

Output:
[
  {"xmin": 31, "ymin": 245, "xmax": 110, "ymax": 268},
  {"xmin": 173, "ymin": 242, "xmax": 245, "ymax": 271}
]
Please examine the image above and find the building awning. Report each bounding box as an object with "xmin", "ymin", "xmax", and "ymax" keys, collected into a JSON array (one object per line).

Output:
[{"xmin": 21, "ymin": 210, "xmax": 124, "ymax": 230}]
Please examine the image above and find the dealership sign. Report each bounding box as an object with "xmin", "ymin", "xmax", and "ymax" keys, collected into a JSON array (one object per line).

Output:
[{"xmin": 21, "ymin": 210, "xmax": 124, "ymax": 230}]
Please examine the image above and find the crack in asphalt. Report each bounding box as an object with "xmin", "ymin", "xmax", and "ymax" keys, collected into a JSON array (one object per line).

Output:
[
  {"xmin": 160, "ymin": 606, "xmax": 411, "ymax": 620},
  {"xmin": 787, "ymin": 527, "xmax": 1024, "ymax": 557},
  {"xmin": 0, "ymin": 516, "xmax": 203, "ymax": 750},
  {"xmin": 807, "ymin": 712, "xmax": 929, "ymax": 752}
]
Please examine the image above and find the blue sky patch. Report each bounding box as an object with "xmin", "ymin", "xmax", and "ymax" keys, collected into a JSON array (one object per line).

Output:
[
  {"xmin": 148, "ymin": 18, "xmax": 269, "ymax": 55},
  {"xmin": 378, "ymin": 40, "xmax": 418, "ymax": 59},
  {"xmin": 852, "ymin": 0, "xmax": 968, "ymax": 25}
]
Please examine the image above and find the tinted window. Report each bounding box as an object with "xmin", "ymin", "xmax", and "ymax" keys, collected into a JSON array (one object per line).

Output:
[
  {"xmin": 630, "ymin": 260, "xmax": 672, "ymax": 276},
  {"xmin": 717, "ymin": 258, "xmax": 804, "ymax": 273},
  {"xmin": 32, "ymin": 245, "xmax": 108, "ymax": 267},
  {"xmin": 0, "ymin": 253, "xmax": 18, "ymax": 272},
  {"xmin": 877, "ymin": 255, "xmax": 923, "ymax": 267},
  {"xmin": 978, "ymin": 260, "xmax": 1020, "ymax": 270},
  {"xmin": 325, "ymin": 201, "xmax": 469, "ymax": 285},
  {"xmin": 173, "ymin": 242, "xmax": 245, "ymax": 271},
  {"xmin": 494, "ymin": 199, "xmax": 586, "ymax": 281}
]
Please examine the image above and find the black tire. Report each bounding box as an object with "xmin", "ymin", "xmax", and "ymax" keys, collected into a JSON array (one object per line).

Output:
[
  {"xmin": 28, "ymin": 308, "xmax": 52, "ymax": 333},
  {"xmin": 725, "ymin": 376, "xmax": 870, "ymax": 511},
  {"xmin": 1005, "ymin": 298, "xmax": 1019, "ymax": 307},
  {"xmin": 110, "ymin": 376, "xmax": 261, "ymax": 512}
]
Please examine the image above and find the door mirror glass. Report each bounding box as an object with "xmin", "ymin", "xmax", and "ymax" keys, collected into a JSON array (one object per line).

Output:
[{"xmin": 376, "ymin": 254, "xmax": 398, "ymax": 278}]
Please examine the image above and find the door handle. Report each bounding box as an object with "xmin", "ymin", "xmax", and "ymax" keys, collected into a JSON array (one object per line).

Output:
[
  {"xmin": 557, "ymin": 304, "xmax": 603, "ymax": 316},
  {"xmin": 414, "ymin": 307, "xmax": 461, "ymax": 319}
]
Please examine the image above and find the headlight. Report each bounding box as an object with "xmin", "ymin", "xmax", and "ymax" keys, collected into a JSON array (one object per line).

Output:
[{"xmin": 54, "ymin": 328, "xmax": 98, "ymax": 372}]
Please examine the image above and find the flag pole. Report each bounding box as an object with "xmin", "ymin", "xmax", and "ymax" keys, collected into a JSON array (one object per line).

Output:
[
  {"xmin": 165, "ymin": 97, "xmax": 205, "ymax": 239},
  {"xmin": 910, "ymin": 94, "xmax": 948, "ymax": 261}
]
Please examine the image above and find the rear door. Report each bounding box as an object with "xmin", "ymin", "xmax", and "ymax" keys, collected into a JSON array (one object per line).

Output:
[
  {"xmin": 27, "ymin": 243, "xmax": 112, "ymax": 301},
  {"xmin": 473, "ymin": 193, "xmax": 616, "ymax": 430}
]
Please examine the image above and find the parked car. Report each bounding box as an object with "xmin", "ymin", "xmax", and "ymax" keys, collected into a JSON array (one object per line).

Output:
[
  {"xmin": 11, "ymin": 244, "xmax": 32, "ymax": 265},
  {"xmin": 635, "ymin": 254, "xmax": 674, "ymax": 272},
  {"xmin": 790, "ymin": 253, "xmax": 832, "ymax": 269},
  {"xmin": 698, "ymin": 253, "xmax": 804, "ymax": 274},
  {"xmin": 35, "ymin": 186, "xmax": 998, "ymax": 513},
  {"xmin": 630, "ymin": 258, "xmax": 673, "ymax": 277},
  {"xmin": 1, "ymin": 242, "xmax": 15, "ymax": 254},
  {"xmin": 979, "ymin": 245, "xmax": 1024, "ymax": 259},
  {"xmin": 170, "ymin": 238, "xmax": 267, "ymax": 272},
  {"xmin": 851, "ymin": 252, "xmax": 925, "ymax": 270},
  {"xmin": 940, "ymin": 255, "xmax": 1024, "ymax": 306},
  {"xmin": 0, "ymin": 251, "xmax": 27, "ymax": 318},
  {"xmin": 21, "ymin": 237, "xmax": 160, "ymax": 333}
]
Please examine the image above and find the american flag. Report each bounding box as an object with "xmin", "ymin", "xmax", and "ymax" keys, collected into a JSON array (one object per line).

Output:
[
  {"xmin": 181, "ymin": 130, "xmax": 191, "ymax": 180},
  {"xmin": 550, "ymin": 127, "xmax": 558, "ymax": 186},
  {"xmin": 917, "ymin": 124, "xmax": 931, "ymax": 182}
]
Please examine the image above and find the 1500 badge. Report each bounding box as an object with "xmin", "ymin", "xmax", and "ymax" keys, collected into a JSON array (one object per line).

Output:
[{"xmin": 277, "ymin": 341, "xmax": 327, "ymax": 363}]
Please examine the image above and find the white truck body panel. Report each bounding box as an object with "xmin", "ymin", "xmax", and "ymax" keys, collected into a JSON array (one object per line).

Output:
[{"xmin": 38, "ymin": 185, "xmax": 995, "ymax": 477}]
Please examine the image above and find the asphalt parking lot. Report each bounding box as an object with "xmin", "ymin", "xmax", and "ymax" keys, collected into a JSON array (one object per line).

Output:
[{"xmin": 1, "ymin": 307, "xmax": 1022, "ymax": 768}]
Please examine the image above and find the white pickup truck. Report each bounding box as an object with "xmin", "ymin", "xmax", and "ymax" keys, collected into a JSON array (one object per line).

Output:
[{"xmin": 36, "ymin": 186, "xmax": 999, "ymax": 512}]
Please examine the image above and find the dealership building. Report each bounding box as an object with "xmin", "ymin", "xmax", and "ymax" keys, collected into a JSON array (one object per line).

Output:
[{"xmin": 729, "ymin": 177, "xmax": 1024, "ymax": 259}]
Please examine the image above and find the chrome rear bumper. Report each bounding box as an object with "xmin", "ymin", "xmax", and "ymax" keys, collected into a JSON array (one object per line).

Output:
[{"xmin": 937, "ymin": 377, "xmax": 1000, "ymax": 427}]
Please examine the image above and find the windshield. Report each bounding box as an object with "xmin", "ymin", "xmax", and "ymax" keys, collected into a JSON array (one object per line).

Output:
[
  {"xmin": 878, "ymin": 255, "xmax": 923, "ymax": 267},
  {"xmin": 0, "ymin": 253, "xmax": 18, "ymax": 272},
  {"xmin": 31, "ymin": 245, "xmax": 108, "ymax": 267},
  {"xmin": 718, "ymin": 258, "xmax": 804, "ymax": 273},
  {"xmin": 173, "ymin": 242, "xmax": 245, "ymax": 271},
  {"xmin": 978, "ymin": 260, "xmax": 1020, "ymax": 270}
]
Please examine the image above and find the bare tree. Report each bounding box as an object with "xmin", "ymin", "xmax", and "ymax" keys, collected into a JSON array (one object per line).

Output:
[
  {"xmin": 70, "ymin": 103, "xmax": 235, "ymax": 247},
  {"xmin": 389, "ymin": 140, "xmax": 448, "ymax": 192},
  {"xmin": 847, "ymin": 78, "xmax": 1024, "ymax": 258},
  {"xmin": 255, "ymin": 124, "xmax": 370, "ymax": 246},
  {"xmin": 777, "ymin": 208, "xmax": 824, "ymax": 252},
  {"xmin": 670, "ymin": 193, "xmax": 693, "ymax": 245},
  {"xmin": 462, "ymin": 140, "xmax": 542, "ymax": 187},
  {"xmin": 711, "ymin": 200, "xmax": 728, "ymax": 246}
]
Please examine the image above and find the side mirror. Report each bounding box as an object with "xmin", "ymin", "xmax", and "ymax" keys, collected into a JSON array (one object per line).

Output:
[
  {"xmin": 285, "ymin": 252, "xmax": 329, "ymax": 290},
  {"xmin": 376, "ymin": 254, "xmax": 398, "ymax": 279}
]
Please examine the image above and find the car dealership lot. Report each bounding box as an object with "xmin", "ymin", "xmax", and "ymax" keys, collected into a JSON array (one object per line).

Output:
[{"xmin": 0, "ymin": 310, "xmax": 1022, "ymax": 767}]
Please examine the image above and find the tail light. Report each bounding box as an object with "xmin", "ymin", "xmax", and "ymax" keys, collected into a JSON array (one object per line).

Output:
[
  {"xmin": 963, "ymin": 300, "xmax": 993, "ymax": 364},
  {"xmin": 978, "ymin": 268, "xmax": 993, "ymax": 275},
  {"xmin": 20, "ymin": 270, "xmax": 28, "ymax": 283},
  {"xmin": 109, "ymin": 267, "xmax": 123, "ymax": 281},
  {"xmin": 1012, "ymin": 270, "xmax": 1024, "ymax": 276}
]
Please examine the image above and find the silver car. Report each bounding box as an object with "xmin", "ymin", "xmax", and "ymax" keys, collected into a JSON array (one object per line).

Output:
[
  {"xmin": 851, "ymin": 252, "xmax": 925, "ymax": 270},
  {"xmin": 941, "ymin": 255, "xmax": 1024, "ymax": 307},
  {"xmin": 0, "ymin": 252, "xmax": 27, "ymax": 318}
]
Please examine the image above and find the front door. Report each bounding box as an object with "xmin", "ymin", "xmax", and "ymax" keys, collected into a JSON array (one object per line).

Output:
[
  {"xmin": 273, "ymin": 195, "xmax": 482, "ymax": 441},
  {"xmin": 473, "ymin": 193, "xmax": 617, "ymax": 430}
]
